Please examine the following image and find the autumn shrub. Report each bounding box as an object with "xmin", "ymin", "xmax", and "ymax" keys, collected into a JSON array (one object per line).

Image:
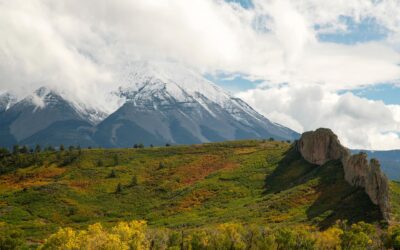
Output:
[
  {"xmin": 40, "ymin": 220, "xmax": 148, "ymax": 250},
  {"xmin": 339, "ymin": 221, "xmax": 377, "ymax": 250}
]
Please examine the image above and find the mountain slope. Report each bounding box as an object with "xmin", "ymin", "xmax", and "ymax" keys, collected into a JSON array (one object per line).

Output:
[
  {"xmin": 0, "ymin": 87, "xmax": 100, "ymax": 147},
  {"xmin": 0, "ymin": 140, "xmax": 383, "ymax": 241},
  {"xmin": 0, "ymin": 92, "xmax": 17, "ymax": 113},
  {"xmin": 95, "ymin": 62, "xmax": 298, "ymax": 147}
]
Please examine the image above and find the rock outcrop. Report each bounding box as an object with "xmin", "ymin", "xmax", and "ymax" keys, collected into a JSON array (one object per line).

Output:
[
  {"xmin": 297, "ymin": 128, "xmax": 349, "ymax": 165},
  {"xmin": 296, "ymin": 128, "xmax": 391, "ymax": 220}
]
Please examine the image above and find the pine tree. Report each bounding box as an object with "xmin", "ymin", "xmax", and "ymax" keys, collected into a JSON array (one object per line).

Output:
[
  {"xmin": 20, "ymin": 145, "xmax": 28, "ymax": 154},
  {"xmin": 34, "ymin": 144, "xmax": 41, "ymax": 153},
  {"xmin": 97, "ymin": 159, "xmax": 104, "ymax": 167},
  {"xmin": 113, "ymin": 154, "xmax": 119, "ymax": 166},
  {"xmin": 115, "ymin": 183, "xmax": 122, "ymax": 194},
  {"xmin": 131, "ymin": 175, "xmax": 138, "ymax": 186},
  {"xmin": 59, "ymin": 145, "xmax": 65, "ymax": 151},
  {"xmin": 12, "ymin": 145, "xmax": 20, "ymax": 155},
  {"xmin": 109, "ymin": 169, "xmax": 116, "ymax": 178},
  {"xmin": 0, "ymin": 148, "xmax": 9, "ymax": 159}
]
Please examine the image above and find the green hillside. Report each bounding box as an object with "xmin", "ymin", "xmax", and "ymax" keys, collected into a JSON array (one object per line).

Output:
[{"xmin": 0, "ymin": 140, "xmax": 385, "ymax": 243}]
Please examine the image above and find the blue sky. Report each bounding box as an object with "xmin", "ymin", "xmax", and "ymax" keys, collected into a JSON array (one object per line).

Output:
[{"xmin": 220, "ymin": 0, "xmax": 400, "ymax": 106}]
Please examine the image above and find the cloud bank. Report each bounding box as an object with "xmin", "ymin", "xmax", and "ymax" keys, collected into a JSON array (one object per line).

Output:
[{"xmin": 0, "ymin": 0, "xmax": 400, "ymax": 149}]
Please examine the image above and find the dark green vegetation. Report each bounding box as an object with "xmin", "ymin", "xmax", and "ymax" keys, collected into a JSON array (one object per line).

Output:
[{"xmin": 0, "ymin": 140, "xmax": 390, "ymax": 245}]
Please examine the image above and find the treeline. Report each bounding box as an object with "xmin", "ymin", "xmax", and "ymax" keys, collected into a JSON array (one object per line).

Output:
[
  {"xmin": 1, "ymin": 220, "xmax": 398, "ymax": 249},
  {"xmin": 0, "ymin": 144, "xmax": 83, "ymax": 175},
  {"xmin": 0, "ymin": 141, "xmax": 171, "ymax": 175}
]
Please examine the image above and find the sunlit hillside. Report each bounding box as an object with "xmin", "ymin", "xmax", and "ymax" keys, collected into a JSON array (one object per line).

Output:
[{"xmin": 0, "ymin": 140, "xmax": 384, "ymax": 245}]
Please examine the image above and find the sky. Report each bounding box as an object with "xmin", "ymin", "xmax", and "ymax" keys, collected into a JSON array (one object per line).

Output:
[{"xmin": 0, "ymin": 0, "xmax": 400, "ymax": 150}]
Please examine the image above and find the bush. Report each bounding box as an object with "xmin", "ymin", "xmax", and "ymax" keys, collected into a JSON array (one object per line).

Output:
[
  {"xmin": 131, "ymin": 175, "xmax": 138, "ymax": 186},
  {"xmin": 0, "ymin": 229, "xmax": 25, "ymax": 250},
  {"xmin": 40, "ymin": 221, "xmax": 148, "ymax": 250},
  {"xmin": 36, "ymin": 220, "xmax": 388, "ymax": 250},
  {"xmin": 115, "ymin": 183, "xmax": 123, "ymax": 194},
  {"xmin": 109, "ymin": 169, "xmax": 117, "ymax": 178},
  {"xmin": 340, "ymin": 221, "xmax": 376, "ymax": 250}
]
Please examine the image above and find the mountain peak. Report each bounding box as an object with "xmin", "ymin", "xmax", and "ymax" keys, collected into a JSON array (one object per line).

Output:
[
  {"xmin": 119, "ymin": 61, "xmax": 231, "ymax": 106},
  {"xmin": 0, "ymin": 91, "xmax": 17, "ymax": 112}
]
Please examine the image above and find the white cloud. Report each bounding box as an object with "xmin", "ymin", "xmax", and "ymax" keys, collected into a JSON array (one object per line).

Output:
[
  {"xmin": 237, "ymin": 86, "xmax": 400, "ymax": 150},
  {"xmin": 0, "ymin": 0, "xmax": 400, "ymax": 149}
]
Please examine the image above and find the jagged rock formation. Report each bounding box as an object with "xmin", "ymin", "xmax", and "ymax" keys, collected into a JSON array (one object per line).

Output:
[
  {"xmin": 297, "ymin": 128, "xmax": 391, "ymax": 220},
  {"xmin": 343, "ymin": 153, "xmax": 391, "ymax": 220}
]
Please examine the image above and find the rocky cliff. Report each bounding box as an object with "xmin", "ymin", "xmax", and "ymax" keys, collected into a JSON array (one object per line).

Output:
[{"xmin": 296, "ymin": 128, "xmax": 391, "ymax": 220}]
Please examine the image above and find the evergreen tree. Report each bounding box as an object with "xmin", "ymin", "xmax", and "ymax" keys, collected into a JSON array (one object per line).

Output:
[
  {"xmin": 113, "ymin": 154, "xmax": 119, "ymax": 166},
  {"xmin": 59, "ymin": 145, "xmax": 65, "ymax": 151},
  {"xmin": 97, "ymin": 159, "xmax": 104, "ymax": 167},
  {"xmin": 115, "ymin": 183, "xmax": 122, "ymax": 193},
  {"xmin": 12, "ymin": 145, "xmax": 20, "ymax": 155},
  {"xmin": 0, "ymin": 148, "xmax": 10, "ymax": 158},
  {"xmin": 109, "ymin": 169, "xmax": 116, "ymax": 178},
  {"xmin": 34, "ymin": 144, "xmax": 41, "ymax": 153},
  {"xmin": 131, "ymin": 175, "xmax": 138, "ymax": 186},
  {"xmin": 20, "ymin": 145, "xmax": 28, "ymax": 154},
  {"xmin": 68, "ymin": 146, "xmax": 75, "ymax": 151}
]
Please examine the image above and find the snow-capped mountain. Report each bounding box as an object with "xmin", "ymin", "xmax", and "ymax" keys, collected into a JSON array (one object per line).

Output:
[
  {"xmin": 0, "ymin": 92, "xmax": 17, "ymax": 113},
  {"xmin": 0, "ymin": 87, "xmax": 102, "ymax": 147},
  {"xmin": 95, "ymin": 62, "xmax": 299, "ymax": 147},
  {"xmin": 0, "ymin": 62, "xmax": 299, "ymax": 148}
]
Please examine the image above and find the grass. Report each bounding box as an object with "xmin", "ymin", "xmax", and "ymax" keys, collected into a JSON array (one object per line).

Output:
[{"xmin": 0, "ymin": 140, "xmax": 385, "ymax": 242}]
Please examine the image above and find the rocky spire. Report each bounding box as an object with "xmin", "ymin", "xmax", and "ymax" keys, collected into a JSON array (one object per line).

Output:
[{"xmin": 296, "ymin": 128, "xmax": 391, "ymax": 221}]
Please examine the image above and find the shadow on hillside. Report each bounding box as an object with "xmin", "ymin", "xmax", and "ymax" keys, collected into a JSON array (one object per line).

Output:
[{"xmin": 264, "ymin": 147, "xmax": 382, "ymax": 229}]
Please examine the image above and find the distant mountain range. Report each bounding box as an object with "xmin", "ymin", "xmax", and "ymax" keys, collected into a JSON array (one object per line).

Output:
[
  {"xmin": 0, "ymin": 62, "xmax": 299, "ymax": 148},
  {"xmin": 352, "ymin": 149, "xmax": 400, "ymax": 181}
]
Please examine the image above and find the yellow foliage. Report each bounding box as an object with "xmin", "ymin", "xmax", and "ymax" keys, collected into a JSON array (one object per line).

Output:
[
  {"xmin": 39, "ymin": 220, "xmax": 148, "ymax": 250},
  {"xmin": 315, "ymin": 227, "xmax": 343, "ymax": 250}
]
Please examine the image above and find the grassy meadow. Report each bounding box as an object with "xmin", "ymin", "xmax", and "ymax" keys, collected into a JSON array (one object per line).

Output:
[{"xmin": 0, "ymin": 140, "xmax": 390, "ymax": 247}]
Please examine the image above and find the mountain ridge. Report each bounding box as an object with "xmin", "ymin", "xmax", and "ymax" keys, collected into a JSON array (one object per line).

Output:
[{"xmin": 0, "ymin": 62, "xmax": 299, "ymax": 148}]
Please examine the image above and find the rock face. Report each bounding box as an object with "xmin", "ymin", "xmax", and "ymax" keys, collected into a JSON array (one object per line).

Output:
[
  {"xmin": 297, "ymin": 128, "xmax": 391, "ymax": 220},
  {"xmin": 343, "ymin": 154, "xmax": 391, "ymax": 220},
  {"xmin": 297, "ymin": 128, "xmax": 348, "ymax": 165}
]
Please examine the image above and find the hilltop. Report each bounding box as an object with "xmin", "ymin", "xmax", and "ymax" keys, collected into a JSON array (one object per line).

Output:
[{"xmin": 0, "ymin": 137, "xmax": 392, "ymax": 243}]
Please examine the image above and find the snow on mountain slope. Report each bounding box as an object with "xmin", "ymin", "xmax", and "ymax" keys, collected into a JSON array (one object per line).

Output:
[
  {"xmin": 0, "ymin": 87, "xmax": 105, "ymax": 145},
  {"xmin": 31, "ymin": 87, "xmax": 108, "ymax": 125},
  {"xmin": 0, "ymin": 62, "xmax": 299, "ymax": 148},
  {"xmin": 96, "ymin": 61, "xmax": 299, "ymax": 147},
  {"xmin": 119, "ymin": 61, "xmax": 230, "ymax": 105},
  {"xmin": 0, "ymin": 91, "xmax": 17, "ymax": 112},
  {"xmin": 118, "ymin": 61, "xmax": 281, "ymax": 123}
]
